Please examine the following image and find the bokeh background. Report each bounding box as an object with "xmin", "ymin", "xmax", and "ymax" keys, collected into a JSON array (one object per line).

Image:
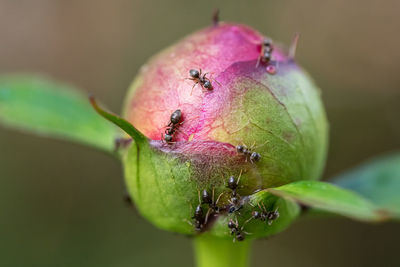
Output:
[{"xmin": 1, "ymin": 1, "xmax": 399, "ymax": 266}]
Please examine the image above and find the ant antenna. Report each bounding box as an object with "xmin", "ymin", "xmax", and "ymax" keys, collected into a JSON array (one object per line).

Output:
[
  {"xmin": 197, "ymin": 190, "xmax": 201, "ymax": 204},
  {"xmin": 215, "ymin": 192, "xmax": 224, "ymax": 205},
  {"xmin": 236, "ymin": 169, "xmax": 243, "ymax": 186}
]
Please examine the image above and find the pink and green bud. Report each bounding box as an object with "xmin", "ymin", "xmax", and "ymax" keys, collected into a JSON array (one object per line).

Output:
[{"xmin": 117, "ymin": 22, "xmax": 328, "ymax": 239}]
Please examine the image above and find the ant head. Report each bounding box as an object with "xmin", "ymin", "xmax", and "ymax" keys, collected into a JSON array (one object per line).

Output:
[
  {"xmin": 194, "ymin": 205, "xmax": 203, "ymax": 217},
  {"xmin": 227, "ymin": 176, "xmax": 237, "ymax": 189},
  {"xmin": 201, "ymin": 189, "xmax": 212, "ymax": 204},
  {"xmin": 164, "ymin": 134, "xmax": 173, "ymax": 142},
  {"xmin": 228, "ymin": 220, "xmax": 236, "ymax": 229},
  {"xmin": 263, "ymin": 38, "xmax": 272, "ymax": 46},
  {"xmin": 203, "ymin": 80, "xmax": 212, "ymax": 90},
  {"xmin": 252, "ymin": 210, "xmax": 260, "ymax": 219}
]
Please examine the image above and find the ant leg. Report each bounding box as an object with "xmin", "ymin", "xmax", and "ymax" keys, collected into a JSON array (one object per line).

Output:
[
  {"xmin": 256, "ymin": 55, "xmax": 261, "ymax": 68},
  {"xmin": 257, "ymin": 202, "xmax": 263, "ymax": 211},
  {"xmin": 261, "ymin": 202, "xmax": 267, "ymax": 213},
  {"xmin": 197, "ymin": 190, "xmax": 201, "ymax": 204},
  {"xmin": 215, "ymin": 192, "xmax": 224, "ymax": 206},
  {"xmin": 242, "ymin": 217, "xmax": 254, "ymax": 228},
  {"xmin": 205, "ymin": 208, "xmax": 212, "ymax": 224},
  {"xmin": 236, "ymin": 169, "xmax": 243, "ymax": 186},
  {"xmin": 184, "ymin": 218, "xmax": 194, "ymax": 226},
  {"xmin": 190, "ymin": 82, "xmax": 199, "ymax": 95}
]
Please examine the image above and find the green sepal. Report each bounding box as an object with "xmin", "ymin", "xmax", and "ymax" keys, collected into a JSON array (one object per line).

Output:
[
  {"xmin": 89, "ymin": 96, "xmax": 147, "ymax": 146},
  {"xmin": 265, "ymin": 180, "xmax": 395, "ymax": 222}
]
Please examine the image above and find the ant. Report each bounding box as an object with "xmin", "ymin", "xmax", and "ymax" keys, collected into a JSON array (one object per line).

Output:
[
  {"xmin": 236, "ymin": 144, "xmax": 261, "ymax": 163},
  {"xmin": 245, "ymin": 202, "xmax": 280, "ymax": 226},
  {"xmin": 162, "ymin": 109, "xmax": 183, "ymax": 143},
  {"xmin": 187, "ymin": 69, "xmax": 219, "ymax": 94},
  {"xmin": 228, "ymin": 218, "xmax": 247, "ymax": 242},
  {"xmin": 227, "ymin": 171, "xmax": 244, "ymax": 214},
  {"xmin": 192, "ymin": 204, "xmax": 205, "ymax": 232},
  {"xmin": 188, "ymin": 191, "xmax": 206, "ymax": 232},
  {"xmin": 201, "ymin": 188, "xmax": 224, "ymax": 224},
  {"xmin": 256, "ymin": 38, "xmax": 274, "ymax": 68}
]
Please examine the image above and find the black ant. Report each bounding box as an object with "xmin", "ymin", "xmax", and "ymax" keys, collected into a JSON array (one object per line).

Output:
[
  {"xmin": 245, "ymin": 202, "xmax": 280, "ymax": 226},
  {"xmin": 228, "ymin": 218, "xmax": 247, "ymax": 242},
  {"xmin": 162, "ymin": 109, "xmax": 183, "ymax": 143},
  {"xmin": 201, "ymin": 189, "xmax": 224, "ymax": 223},
  {"xmin": 187, "ymin": 69, "xmax": 219, "ymax": 94},
  {"xmin": 256, "ymin": 38, "xmax": 274, "ymax": 68},
  {"xmin": 236, "ymin": 144, "xmax": 261, "ymax": 163},
  {"xmin": 192, "ymin": 204, "xmax": 205, "ymax": 232},
  {"xmin": 227, "ymin": 171, "xmax": 244, "ymax": 214},
  {"xmin": 187, "ymin": 191, "xmax": 206, "ymax": 232}
]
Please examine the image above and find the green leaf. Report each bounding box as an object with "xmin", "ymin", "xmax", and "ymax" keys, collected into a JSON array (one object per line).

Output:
[
  {"xmin": 266, "ymin": 181, "xmax": 394, "ymax": 222},
  {"xmin": 331, "ymin": 153, "xmax": 400, "ymax": 217},
  {"xmin": 89, "ymin": 96, "xmax": 147, "ymax": 145},
  {"xmin": 0, "ymin": 75, "xmax": 118, "ymax": 152}
]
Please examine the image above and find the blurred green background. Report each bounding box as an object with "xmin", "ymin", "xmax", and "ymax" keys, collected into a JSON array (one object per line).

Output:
[{"xmin": 1, "ymin": 1, "xmax": 399, "ymax": 266}]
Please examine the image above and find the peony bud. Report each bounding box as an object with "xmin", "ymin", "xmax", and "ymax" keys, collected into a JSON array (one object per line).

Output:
[{"xmin": 116, "ymin": 23, "xmax": 328, "ymax": 239}]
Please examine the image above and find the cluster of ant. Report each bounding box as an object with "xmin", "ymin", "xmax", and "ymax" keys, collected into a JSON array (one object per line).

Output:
[
  {"xmin": 190, "ymin": 173, "xmax": 245, "ymax": 238},
  {"xmin": 226, "ymin": 172, "xmax": 279, "ymax": 242},
  {"xmin": 190, "ymin": 170, "xmax": 279, "ymax": 242},
  {"xmin": 191, "ymin": 188, "xmax": 224, "ymax": 232},
  {"xmin": 161, "ymin": 37, "xmax": 275, "ymax": 143}
]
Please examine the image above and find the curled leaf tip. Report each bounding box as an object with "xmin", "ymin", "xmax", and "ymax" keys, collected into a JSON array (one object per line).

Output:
[
  {"xmin": 289, "ymin": 32, "xmax": 300, "ymax": 59},
  {"xmin": 89, "ymin": 95, "xmax": 147, "ymax": 145}
]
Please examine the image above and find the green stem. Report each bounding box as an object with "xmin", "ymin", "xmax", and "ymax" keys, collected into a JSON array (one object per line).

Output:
[{"xmin": 193, "ymin": 235, "xmax": 252, "ymax": 267}]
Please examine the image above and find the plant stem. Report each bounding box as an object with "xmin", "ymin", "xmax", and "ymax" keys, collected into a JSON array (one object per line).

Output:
[{"xmin": 193, "ymin": 235, "xmax": 252, "ymax": 267}]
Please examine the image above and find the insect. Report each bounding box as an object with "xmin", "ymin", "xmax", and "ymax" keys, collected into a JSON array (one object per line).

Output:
[
  {"xmin": 162, "ymin": 109, "xmax": 183, "ymax": 143},
  {"xmin": 228, "ymin": 218, "xmax": 246, "ymax": 242},
  {"xmin": 201, "ymin": 189, "xmax": 224, "ymax": 222},
  {"xmin": 236, "ymin": 144, "xmax": 261, "ymax": 163},
  {"xmin": 227, "ymin": 171, "xmax": 244, "ymax": 213},
  {"xmin": 192, "ymin": 204, "xmax": 205, "ymax": 232},
  {"xmin": 187, "ymin": 69, "xmax": 218, "ymax": 93},
  {"xmin": 256, "ymin": 38, "xmax": 274, "ymax": 68},
  {"xmin": 245, "ymin": 202, "xmax": 280, "ymax": 226}
]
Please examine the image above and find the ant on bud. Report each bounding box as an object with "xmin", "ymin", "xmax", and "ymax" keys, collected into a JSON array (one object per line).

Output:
[
  {"xmin": 244, "ymin": 202, "xmax": 280, "ymax": 227},
  {"xmin": 187, "ymin": 191, "xmax": 206, "ymax": 232},
  {"xmin": 256, "ymin": 38, "xmax": 274, "ymax": 68},
  {"xmin": 201, "ymin": 188, "xmax": 224, "ymax": 223},
  {"xmin": 162, "ymin": 109, "xmax": 183, "ymax": 143},
  {"xmin": 236, "ymin": 144, "xmax": 261, "ymax": 163},
  {"xmin": 228, "ymin": 218, "xmax": 249, "ymax": 242},
  {"xmin": 186, "ymin": 69, "xmax": 220, "ymax": 94},
  {"xmin": 227, "ymin": 170, "xmax": 244, "ymax": 214},
  {"xmin": 192, "ymin": 204, "xmax": 205, "ymax": 232}
]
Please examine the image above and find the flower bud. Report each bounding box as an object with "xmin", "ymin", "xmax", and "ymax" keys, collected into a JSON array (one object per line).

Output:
[{"xmin": 119, "ymin": 23, "xmax": 328, "ymax": 239}]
